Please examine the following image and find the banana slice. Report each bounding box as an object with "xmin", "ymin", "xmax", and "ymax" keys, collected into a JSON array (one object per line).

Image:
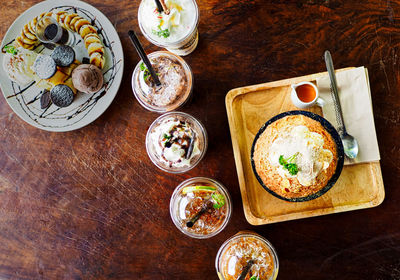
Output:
[
  {"xmin": 69, "ymin": 16, "xmax": 83, "ymax": 32},
  {"xmin": 74, "ymin": 18, "xmax": 91, "ymax": 33},
  {"xmin": 20, "ymin": 30, "xmax": 37, "ymax": 45},
  {"xmin": 28, "ymin": 17, "xmax": 38, "ymax": 35},
  {"xmin": 64, "ymin": 13, "xmax": 79, "ymax": 31},
  {"xmin": 79, "ymin": 25, "xmax": 97, "ymax": 39},
  {"xmin": 23, "ymin": 24, "xmax": 37, "ymax": 41},
  {"xmin": 90, "ymin": 52, "xmax": 105, "ymax": 69},
  {"xmin": 15, "ymin": 37, "xmax": 35, "ymax": 50},
  {"xmin": 54, "ymin": 11, "xmax": 67, "ymax": 26},
  {"xmin": 87, "ymin": 42, "xmax": 104, "ymax": 56},
  {"xmin": 84, "ymin": 33, "xmax": 101, "ymax": 48},
  {"xmin": 64, "ymin": 77, "xmax": 77, "ymax": 95}
]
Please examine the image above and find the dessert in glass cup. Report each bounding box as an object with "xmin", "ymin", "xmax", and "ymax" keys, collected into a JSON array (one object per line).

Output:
[
  {"xmin": 132, "ymin": 51, "xmax": 193, "ymax": 113},
  {"xmin": 138, "ymin": 0, "xmax": 200, "ymax": 55},
  {"xmin": 145, "ymin": 112, "xmax": 207, "ymax": 173}
]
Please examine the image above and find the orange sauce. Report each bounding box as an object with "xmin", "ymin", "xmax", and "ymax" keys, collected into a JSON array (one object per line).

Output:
[{"xmin": 296, "ymin": 84, "xmax": 316, "ymax": 103}]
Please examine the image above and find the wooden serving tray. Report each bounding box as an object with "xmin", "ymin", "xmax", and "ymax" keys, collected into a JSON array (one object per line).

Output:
[{"xmin": 226, "ymin": 68, "xmax": 385, "ymax": 225}]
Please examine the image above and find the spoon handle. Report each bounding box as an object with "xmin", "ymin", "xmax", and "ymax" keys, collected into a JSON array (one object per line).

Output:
[{"xmin": 324, "ymin": 50, "xmax": 346, "ymax": 135}]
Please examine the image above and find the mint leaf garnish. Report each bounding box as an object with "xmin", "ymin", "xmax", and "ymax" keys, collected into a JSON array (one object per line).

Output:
[
  {"xmin": 279, "ymin": 153, "xmax": 299, "ymax": 176},
  {"xmin": 152, "ymin": 27, "xmax": 170, "ymax": 38},
  {"xmin": 4, "ymin": 45, "xmax": 18, "ymax": 55},
  {"xmin": 139, "ymin": 62, "xmax": 151, "ymax": 81}
]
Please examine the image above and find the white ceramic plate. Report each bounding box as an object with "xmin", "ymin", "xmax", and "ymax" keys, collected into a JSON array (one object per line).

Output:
[{"xmin": 0, "ymin": 0, "xmax": 124, "ymax": 132}]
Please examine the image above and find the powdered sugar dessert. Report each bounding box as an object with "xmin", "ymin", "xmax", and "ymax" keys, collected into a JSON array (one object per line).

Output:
[
  {"xmin": 146, "ymin": 112, "xmax": 207, "ymax": 173},
  {"xmin": 132, "ymin": 51, "xmax": 193, "ymax": 113}
]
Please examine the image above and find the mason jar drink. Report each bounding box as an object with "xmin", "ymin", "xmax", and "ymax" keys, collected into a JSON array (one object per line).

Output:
[
  {"xmin": 138, "ymin": 0, "xmax": 200, "ymax": 56},
  {"xmin": 145, "ymin": 112, "xmax": 207, "ymax": 173},
  {"xmin": 216, "ymin": 232, "xmax": 279, "ymax": 280},
  {"xmin": 170, "ymin": 177, "xmax": 232, "ymax": 238},
  {"xmin": 131, "ymin": 51, "xmax": 193, "ymax": 113}
]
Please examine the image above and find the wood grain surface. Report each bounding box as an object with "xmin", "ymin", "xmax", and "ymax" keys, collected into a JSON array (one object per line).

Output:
[{"xmin": 0, "ymin": 0, "xmax": 399, "ymax": 279}]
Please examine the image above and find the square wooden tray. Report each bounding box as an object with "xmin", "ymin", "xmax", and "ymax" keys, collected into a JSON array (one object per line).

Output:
[{"xmin": 226, "ymin": 68, "xmax": 385, "ymax": 225}]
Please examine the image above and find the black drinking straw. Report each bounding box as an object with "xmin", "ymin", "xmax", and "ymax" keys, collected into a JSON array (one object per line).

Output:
[
  {"xmin": 237, "ymin": 260, "xmax": 254, "ymax": 280},
  {"xmin": 154, "ymin": 0, "xmax": 164, "ymax": 13},
  {"xmin": 186, "ymin": 199, "xmax": 213, "ymax": 228},
  {"xmin": 128, "ymin": 30, "xmax": 161, "ymax": 86},
  {"xmin": 186, "ymin": 207, "xmax": 207, "ymax": 228}
]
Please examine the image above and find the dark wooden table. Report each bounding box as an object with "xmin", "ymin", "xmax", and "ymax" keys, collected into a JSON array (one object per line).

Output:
[{"xmin": 1, "ymin": 0, "xmax": 399, "ymax": 279}]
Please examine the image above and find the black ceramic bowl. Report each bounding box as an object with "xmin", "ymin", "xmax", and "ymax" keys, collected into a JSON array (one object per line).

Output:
[{"xmin": 250, "ymin": 110, "xmax": 345, "ymax": 202}]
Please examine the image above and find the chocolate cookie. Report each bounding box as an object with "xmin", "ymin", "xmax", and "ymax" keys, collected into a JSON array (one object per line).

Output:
[
  {"xmin": 50, "ymin": 84, "xmax": 74, "ymax": 107},
  {"xmin": 51, "ymin": 45, "xmax": 75, "ymax": 67}
]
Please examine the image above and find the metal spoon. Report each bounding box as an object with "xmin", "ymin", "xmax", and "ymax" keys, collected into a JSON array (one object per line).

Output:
[{"xmin": 324, "ymin": 50, "xmax": 359, "ymax": 159}]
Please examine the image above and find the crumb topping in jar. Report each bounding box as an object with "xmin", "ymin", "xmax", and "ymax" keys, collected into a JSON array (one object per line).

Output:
[
  {"xmin": 137, "ymin": 54, "xmax": 189, "ymax": 110},
  {"xmin": 220, "ymin": 236, "xmax": 275, "ymax": 280}
]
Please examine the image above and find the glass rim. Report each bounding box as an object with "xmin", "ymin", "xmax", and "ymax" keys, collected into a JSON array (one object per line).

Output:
[
  {"xmin": 138, "ymin": 0, "xmax": 200, "ymax": 47},
  {"xmin": 131, "ymin": 51, "xmax": 193, "ymax": 113},
  {"xmin": 169, "ymin": 177, "xmax": 232, "ymax": 239},
  {"xmin": 145, "ymin": 111, "xmax": 207, "ymax": 173},
  {"xmin": 215, "ymin": 232, "xmax": 279, "ymax": 280}
]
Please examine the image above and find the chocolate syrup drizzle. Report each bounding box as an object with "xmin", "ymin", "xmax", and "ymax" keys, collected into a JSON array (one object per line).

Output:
[{"xmin": 3, "ymin": 5, "xmax": 122, "ymax": 129}]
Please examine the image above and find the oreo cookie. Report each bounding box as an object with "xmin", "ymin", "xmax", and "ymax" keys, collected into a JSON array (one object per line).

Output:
[
  {"xmin": 50, "ymin": 84, "xmax": 74, "ymax": 107},
  {"xmin": 33, "ymin": 55, "xmax": 57, "ymax": 79},
  {"xmin": 51, "ymin": 45, "xmax": 75, "ymax": 67}
]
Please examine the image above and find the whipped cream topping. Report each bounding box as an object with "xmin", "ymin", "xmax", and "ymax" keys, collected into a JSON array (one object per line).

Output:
[
  {"xmin": 139, "ymin": 0, "xmax": 197, "ymax": 43},
  {"xmin": 150, "ymin": 117, "xmax": 200, "ymax": 168},
  {"xmin": 3, "ymin": 47, "xmax": 37, "ymax": 86},
  {"xmin": 268, "ymin": 125, "xmax": 333, "ymax": 186}
]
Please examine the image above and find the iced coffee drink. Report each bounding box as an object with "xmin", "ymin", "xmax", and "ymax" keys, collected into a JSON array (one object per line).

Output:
[
  {"xmin": 170, "ymin": 177, "xmax": 232, "ymax": 239},
  {"xmin": 216, "ymin": 232, "xmax": 279, "ymax": 280},
  {"xmin": 132, "ymin": 51, "xmax": 193, "ymax": 113},
  {"xmin": 138, "ymin": 0, "xmax": 199, "ymax": 56}
]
